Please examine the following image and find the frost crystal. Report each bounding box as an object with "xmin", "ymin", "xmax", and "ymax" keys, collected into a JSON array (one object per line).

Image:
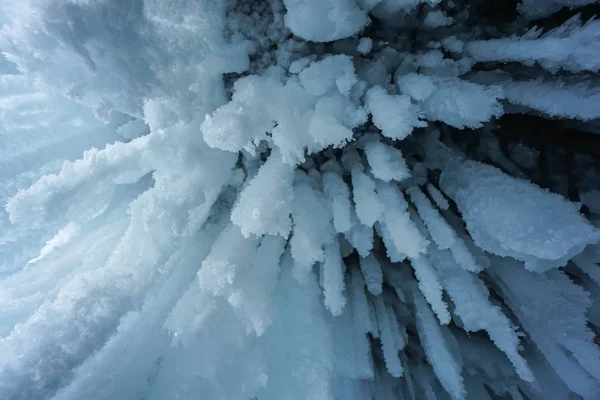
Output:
[{"xmin": 0, "ymin": 0, "xmax": 600, "ymax": 399}]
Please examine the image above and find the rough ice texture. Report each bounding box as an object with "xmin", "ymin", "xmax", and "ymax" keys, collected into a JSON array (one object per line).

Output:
[
  {"xmin": 323, "ymin": 171, "xmax": 353, "ymax": 233},
  {"xmin": 364, "ymin": 140, "xmax": 410, "ymax": 182},
  {"xmin": 365, "ymin": 86, "xmax": 427, "ymax": 140},
  {"xmin": 322, "ymin": 238, "xmax": 347, "ymax": 316},
  {"xmin": 290, "ymin": 177, "xmax": 335, "ymax": 272},
  {"xmin": 231, "ymin": 152, "xmax": 294, "ymax": 238},
  {"xmin": 414, "ymin": 291, "xmax": 466, "ymax": 400},
  {"xmin": 424, "ymin": 79, "xmax": 504, "ymax": 129},
  {"xmin": 282, "ymin": 0, "xmax": 369, "ymax": 42},
  {"xmin": 1, "ymin": 0, "xmax": 600, "ymax": 399},
  {"xmin": 352, "ymin": 170, "xmax": 384, "ymax": 227},
  {"xmin": 491, "ymin": 258, "xmax": 600, "ymax": 399},
  {"xmin": 407, "ymin": 186, "xmax": 456, "ymax": 250},
  {"xmin": 202, "ymin": 55, "xmax": 367, "ymax": 165},
  {"xmin": 518, "ymin": 0, "xmax": 598, "ymax": 18},
  {"xmin": 357, "ymin": 37, "xmax": 373, "ymax": 54},
  {"xmin": 424, "ymin": 10, "xmax": 453, "ymax": 28},
  {"xmin": 376, "ymin": 181, "xmax": 429, "ymax": 259},
  {"xmin": 467, "ymin": 16, "xmax": 600, "ymax": 73},
  {"xmin": 440, "ymin": 160, "xmax": 600, "ymax": 271},
  {"xmin": 359, "ymin": 253, "xmax": 383, "ymax": 295},
  {"xmin": 503, "ymin": 79, "xmax": 600, "ymax": 121},
  {"xmin": 397, "ymin": 73, "xmax": 504, "ymax": 129}
]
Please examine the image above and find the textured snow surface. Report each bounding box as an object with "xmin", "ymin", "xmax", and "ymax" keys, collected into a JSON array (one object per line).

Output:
[
  {"xmin": 441, "ymin": 160, "xmax": 600, "ymax": 272},
  {"xmin": 282, "ymin": 0, "xmax": 369, "ymax": 42},
  {"xmin": 0, "ymin": 0, "xmax": 600, "ymax": 399}
]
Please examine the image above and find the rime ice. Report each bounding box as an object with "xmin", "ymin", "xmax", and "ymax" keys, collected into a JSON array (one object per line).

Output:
[{"xmin": 0, "ymin": 0, "xmax": 599, "ymax": 399}]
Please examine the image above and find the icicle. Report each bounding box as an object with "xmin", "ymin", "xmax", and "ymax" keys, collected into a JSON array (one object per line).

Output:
[
  {"xmin": 198, "ymin": 223, "xmax": 260, "ymax": 297},
  {"xmin": 380, "ymin": 265, "xmax": 408, "ymax": 304},
  {"xmin": 376, "ymin": 222, "xmax": 408, "ymax": 262},
  {"xmin": 573, "ymin": 246, "xmax": 600, "ymax": 285},
  {"xmin": 231, "ymin": 151, "xmax": 294, "ymax": 238},
  {"xmin": 368, "ymin": 297, "xmax": 381, "ymax": 340},
  {"xmin": 329, "ymin": 298, "xmax": 372, "ymax": 380},
  {"xmin": 491, "ymin": 257, "xmax": 600, "ymax": 398},
  {"xmin": 348, "ymin": 278, "xmax": 375, "ymax": 380},
  {"xmin": 409, "ymin": 256, "xmax": 451, "ymax": 324},
  {"xmin": 426, "ymin": 183, "xmax": 449, "ymax": 210},
  {"xmin": 449, "ymin": 238, "xmax": 483, "ymax": 273},
  {"xmin": 359, "ymin": 253, "xmax": 383, "ymax": 295},
  {"xmin": 385, "ymin": 302, "xmax": 406, "ymax": 351},
  {"xmin": 344, "ymin": 207, "xmax": 374, "ymax": 257},
  {"xmin": 407, "ymin": 186, "xmax": 455, "ymax": 250},
  {"xmin": 352, "ymin": 170, "xmax": 383, "ymax": 227},
  {"xmin": 364, "ymin": 140, "xmax": 410, "ymax": 183},
  {"xmin": 227, "ymin": 235, "xmax": 287, "ymax": 336},
  {"xmin": 322, "ymin": 237, "xmax": 348, "ymax": 316},
  {"xmin": 453, "ymin": 330, "xmax": 523, "ymax": 399},
  {"xmin": 429, "ymin": 248, "xmax": 534, "ymax": 382},
  {"xmin": 503, "ymin": 79, "xmax": 600, "ymax": 121},
  {"xmin": 373, "ymin": 295, "xmax": 403, "ymax": 377},
  {"xmin": 413, "ymin": 291, "xmax": 466, "ymax": 400},
  {"xmin": 376, "ymin": 181, "xmax": 429, "ymax": 259},
  {"xmin": 467, "ymin": 16, "xmax": 600, "ymax": 73},
  {"xmin": 412, "ymin": 365, "xmax": 440, "ymax": 400},
  {"xmin": 323, "ymin": 171, "xmax": 353, "ymax": 233},
  {"xmin": 349, "ymin": 267, "xmax": 375, "ymax": 336},
  {"xmin": 290, "ymin": 176, "xmax": 335, "ymax": 272},
  {"xmin": 402, "ymin": 362, "xmax": 418, "ymax": 400}
]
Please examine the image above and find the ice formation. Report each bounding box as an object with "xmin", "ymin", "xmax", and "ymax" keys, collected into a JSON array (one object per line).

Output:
[{"xmin": 0, "ymin": 0, "xmax": 599, "ymax": 399}]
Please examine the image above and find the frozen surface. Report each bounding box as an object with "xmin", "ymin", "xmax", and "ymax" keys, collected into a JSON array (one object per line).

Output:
[
  {"xmin": 440, "ymin": 160, "xmax": 600, "ymax": 272},
  {"xmin": 0, "ymin": 0, "xmax": 599, "ymax": 399}
]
